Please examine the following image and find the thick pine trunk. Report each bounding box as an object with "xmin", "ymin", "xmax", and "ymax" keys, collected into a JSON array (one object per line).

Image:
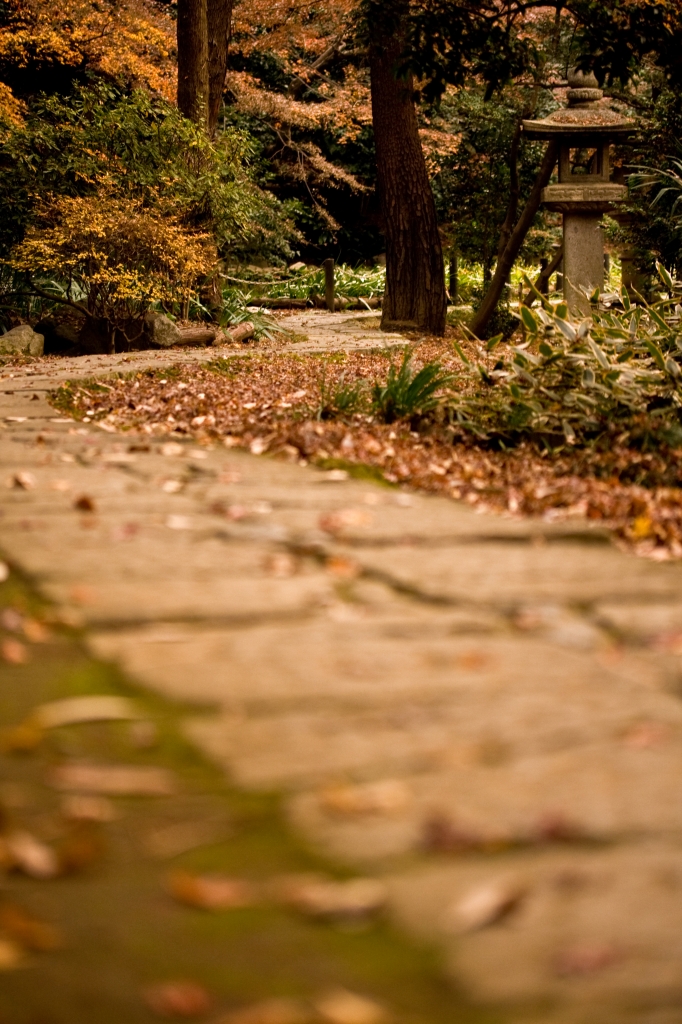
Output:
[
  {"xmin": 369, "ymin": 8, "xmax": 446, "ymax": 335},
  {"xmin": 177, "ymin": 0, "xmax": 209, "ymax": 125},
  {"xmin": 207, "ymin": 0, "xmax": 233, "ymax": 134}
]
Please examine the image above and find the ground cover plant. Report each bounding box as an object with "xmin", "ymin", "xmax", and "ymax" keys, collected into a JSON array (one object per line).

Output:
[{"xmin": 49, "ymin": 278, "xmax": 682, "ymax": 558}]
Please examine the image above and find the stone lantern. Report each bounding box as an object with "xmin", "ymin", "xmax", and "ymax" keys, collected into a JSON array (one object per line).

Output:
[{"xmin": 522, "ymin": 70, "xmax": 634, "ymax": 316}]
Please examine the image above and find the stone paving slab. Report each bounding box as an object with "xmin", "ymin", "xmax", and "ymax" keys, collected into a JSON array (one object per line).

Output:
[
  {"xmin": 2, "ymin": 315, "xmax": 682, "ymax": 1021},
  {"xmin": 387, "ymin": 841, "xmax": 682, "ymax": 1016}
]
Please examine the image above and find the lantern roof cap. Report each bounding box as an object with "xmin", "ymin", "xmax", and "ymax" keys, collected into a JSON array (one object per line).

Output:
[{"xmin": 522, "ymin": 69, "xmax": 634, "ymax": 140}]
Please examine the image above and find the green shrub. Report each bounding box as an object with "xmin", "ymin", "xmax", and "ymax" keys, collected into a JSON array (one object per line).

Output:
[
  {"xmin": 450, "ymin": 267, "xmax": 682, "ymax": 448},
  {"xmin": 0, "ymin": 82, "xmax": 296, "ymax": 261},
  {"xmin": 317, "ymin": 372, "xmax": 369, "ymax": 419},
  {"xmin": 371, "ymin": 350, "xmax": 455, "ymax": 423}
]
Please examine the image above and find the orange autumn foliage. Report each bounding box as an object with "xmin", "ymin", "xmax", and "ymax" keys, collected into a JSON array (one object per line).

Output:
[{"xmin": 0, "ymin": 0, "xmax": 177, "ymax": 99}]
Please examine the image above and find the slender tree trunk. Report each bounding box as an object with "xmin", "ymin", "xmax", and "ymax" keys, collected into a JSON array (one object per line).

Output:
[
  {"xmin": 368, "ymin": 4, "xmax": 446, "ymax": 335},
  {"xmin": 496, "ymin": 121, "xmax": 521, "ymax": 261},
  {"xmin": 207, "ymin": 0, "xmax": 233, "ymax": 134},
  {"xmin": 449, "ymin": 245, "xmax": 459, "ymax": 304},
  {"xmin": 469, "ymin": 140, "xmax": 558, "ymax": 338},
  {"xmin": 177, "ymin": 0, "xmax": 209, "ymax": 125}
]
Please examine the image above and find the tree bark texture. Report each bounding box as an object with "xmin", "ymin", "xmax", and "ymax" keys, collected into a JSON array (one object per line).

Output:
[
  {"xmin": 369, "ymin": 11, "xmax": 446, "ymax": 335},
  {"xmin": 177, "ymin": 0, "xmax": 209, "ymax": 125},
  {"xmin": 469, "ymin": 140, "xmax": 558, "ymax": 338},
  {"xmin": 207, "ymin": 0, "xmax": 233, "ymax": 133}
]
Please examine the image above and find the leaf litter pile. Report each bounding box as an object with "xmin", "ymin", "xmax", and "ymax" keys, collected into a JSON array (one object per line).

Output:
[{"xmin": 52, "ymin": 339, "xmax": 682, "ymax": 558}]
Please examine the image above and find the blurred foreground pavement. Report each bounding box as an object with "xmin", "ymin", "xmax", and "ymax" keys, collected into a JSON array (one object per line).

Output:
[{"xmin": 1, "ymin": 336, "xmax": 682, "ymax": 1024}]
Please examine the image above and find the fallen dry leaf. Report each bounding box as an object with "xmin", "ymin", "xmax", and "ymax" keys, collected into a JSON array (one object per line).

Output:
[
  {"xmin": 22, "ymin": 618, "xmax": 49, "ymax": 642},
  {"xmin": 318, "ymin": 780, "xmax": 410, "ymax": 816},
  {"xmin": 5, "ymin": 830, "xmax": 59, "ymax": 879},
  {"xmin": 324, "ymin": 556, "xmax": 360, "ymax": 579},
  {"xmin": 1, "ymin": 638, "xmax": 29, "ymax": 664},
  {"xmin": 263, "ymin": 552, "xmax": 298, "ymax": 577},
  {"xmin": 314, "ymin": 990, "xmax": 388, "ymax": 1024},
  {"xmin": 0, "ymin": 902, "xmax": 63, "ymax": 951},
  {"xmin": 0, "ymin": 937, "xmax": 24, "ymax": 970},
  {"xmin": 0, "ymin": 720, "xmax": 43, "ymax": 753},
  {"xmin": 275, "ymin": 875, "xmax": 386, "ymax": 920},
  {"xmin": 319, "ymin": 509, "xmax": 372, "ymax": 534},
  {"xmin": 553, "ymin": 943, "xmax": 620, "ymax": 977},
  {"xmin": 218, "ymin": 998, "xmax": 311, "ymax": 1024},
  {"xmin": 49, "ymin": 762, "xmax": 175, "ymax": 796},
  {"xmin": 143, "ymin": 980, "xmax": 213, "ymax": 1018},
  {"xmin": 34, "ymin": 695, "xmax": 140, "ymax": 729},
  {"xmin": 1, "ymin": 608, "xmax": 23, "ymax": 632},
  {"xmin": 61, "ymin": 794, "xmax": 117, "ymax": 822},
  {"xmin": 167, "ymin": 870, "xmax": 257, "ymax": 910},
  {"xmin": 73, "ymin": 495, "xmax": 96, "ymax": 512},
  {"xmin": 166, "ymin": 515, "xmax": 193, "ymax": 530},
  {"xmin": 422, "ymin": 814, "xmax": 482, "ymax": 854},
  {"xmin": 144, "ymin": 820, "xmax": 224, "ymax": 859},
  {"xmin": 57, "ymin": 821, "xmax": 106, "ymax": 874},
  {"xmin": 621, "ymin": 721, "xmax": 669, "ymax": 749},
  {"xmin": 7, "ymin": 471, "xmax": 36, "ymax": 490},
  {"xmin": 161, "ymin": 443, "xmax": 184, "ymax": 457},
  {"xmin": 445, "ymin": 879, "xmax": 525, "ymax": 933}
]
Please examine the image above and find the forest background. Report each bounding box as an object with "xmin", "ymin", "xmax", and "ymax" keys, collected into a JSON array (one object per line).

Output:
[{"xmin": 0, "ymin": 0, "xmax": 681, "ymax": 343}]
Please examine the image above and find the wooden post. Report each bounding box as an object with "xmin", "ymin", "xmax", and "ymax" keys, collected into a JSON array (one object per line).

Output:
[
  {"xmin": 449, "ymin": 248, "xmax": 459, "ymax": 305},
  {"xmin": 323, "ymin": 258, "xmax": 335, "ymax": 312}
]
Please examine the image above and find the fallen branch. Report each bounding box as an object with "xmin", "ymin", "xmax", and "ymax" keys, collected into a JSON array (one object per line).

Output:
[
  {"xmin": 224, "ymin": 321, "xmax": 255, "ymax": 344},
  {"xmin": 174, "ymin": 327, "xmax": 217, "ymax": 346},
  {"xmin": 247, "ymin": 298, "xmax": 311, "ymax": 309}
]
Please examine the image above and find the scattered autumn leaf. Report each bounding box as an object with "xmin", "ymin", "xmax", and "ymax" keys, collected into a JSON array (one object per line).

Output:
[
  {"xmin": 167, "ymin": 870, "xmax": 257, "ymax": 910},
  {"xmin": 7, "ymin": 471, "xmax": 36, "ymax": 490},
  {"xmin": 57, "ymin": 821, "xmax": 106, "ymax": 874},
  {"xmin": 274, "ymin": 875, "xmax": 386, "ymax": 920},
  {"xmin": 143, "ymin": 981, "xmax": 213, "ymax": 1018},
  {"xmin": 445, "ymin": 879, "xmax": 526, "ymax": 932},
  {"xmin": 318, "ymin": 779, "xmax": 410, "ymax": 816},
  {"xmin": 218, "ymin": 998, "xmax": 311, "ymax": 1024},
  {"xmin": 49, "ymin": 762, "xmax": 175, "ymax": 796},
  {"xmin": 1, "ymin": 638, "xmax": 29, "ymax": 664},
  {"xmin": 553, "ymin": 943, "xmax": 620, "ymax": 977},
  {"xmin": 314, "ymin": 989, "xmax": 389, "ymax": 1024},
  {"xmin": 73, "ymin": 495, "xmax": 96, "ymax": 512},
  {"xmin": 5, "ymin": 830, "xmax": 59, "ymax": 879},
  {"xmin": 0, "ymin": 937, "xmax": 23, "ymax": 970},
  {"xmin": 34, "ymin": 695, "xmax": 140, "ymax": 729},
  {"xmin": 0, "ymin": 903, "xmax": 63, "ymax": 951}
]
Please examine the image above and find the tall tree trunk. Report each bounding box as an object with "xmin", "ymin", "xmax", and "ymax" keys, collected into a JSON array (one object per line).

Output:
[
  {"xmin": 207, "ymin": 0, "xmax": 233, "ymax": 134},
  {"xmin": 469, "ymin": 140, "xmax": 558, "ymax": 338},
  {"xmin": 177, "ymin": 0, "xmax": 209, "ymax": 125},
  {"xmin": 368, "ymin": 4, "xmax": 446, "ymax": 335}
]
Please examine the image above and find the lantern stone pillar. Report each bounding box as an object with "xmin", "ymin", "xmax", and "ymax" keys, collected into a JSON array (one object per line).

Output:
[{"xmin": 523, "ymin": 71, "xmax": 633, "ymax": 317}]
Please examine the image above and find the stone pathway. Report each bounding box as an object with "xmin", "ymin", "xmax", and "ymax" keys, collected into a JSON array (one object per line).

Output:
[{"xmin": 2, "ymin": 313, "xmax": 682, "ymax": 1023}]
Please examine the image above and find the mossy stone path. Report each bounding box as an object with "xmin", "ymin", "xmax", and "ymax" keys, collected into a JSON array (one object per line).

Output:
[{"xmin": 1, "ymin": 314, "xmax": 682, "ymax": 1024}]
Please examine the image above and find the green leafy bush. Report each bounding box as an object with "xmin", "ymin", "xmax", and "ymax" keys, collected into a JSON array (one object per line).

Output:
[
  {"xmin": 372, "ymin": 350, "xmax": 455, "ymax": 423},
  {"xmin": 0, "ymin": 82, "xmax": 296, "ymax": 261},
  {"xmin": 450, "ymin": 268, "xmax": 682, "ymax": 447},
  {"xmin": 318, "ymin": 372, "xmax": 368, "ymax": 419}
]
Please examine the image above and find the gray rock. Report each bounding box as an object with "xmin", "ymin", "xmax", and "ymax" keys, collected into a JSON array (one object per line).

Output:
[
  {"xmin": 0, "ymin": 324, "xmax": 44, "ymax": 357},
  {"xmin": 144, "ymin": 313, "xmax": 182, "ymax": 348}
]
